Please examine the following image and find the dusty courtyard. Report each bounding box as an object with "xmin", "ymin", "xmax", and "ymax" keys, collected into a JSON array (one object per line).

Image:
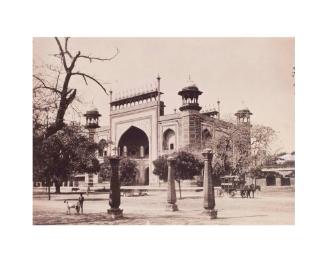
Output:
[{"xmin": 33, "ymin": 189, "xmax": 294, "ymax": 225}]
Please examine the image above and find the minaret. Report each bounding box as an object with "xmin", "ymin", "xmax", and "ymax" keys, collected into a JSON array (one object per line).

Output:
[
  {"xmin": 84, "ymin": 105, "xmax": 101, "ymax": 142},
  {"xmin": 84, "ymin": 105, "xmax": 101, "ymax": 187},
  {"xmin": 178, "ymin": 77, "xmax": 203, "ymax": 148},
  {"xmin": 235, "ymin": 107, "xmax": 252, "ymax": 125}
]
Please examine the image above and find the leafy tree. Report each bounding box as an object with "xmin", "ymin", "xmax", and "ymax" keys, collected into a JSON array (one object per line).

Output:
[
  {"xmin": 174, "ymin": 151, "xmax": 204, "ymax": 199},
  {"xmin": 209, "ymin": 124, "xmax": 276, "ymax": 184},
  {"xmin": 251, "ymin": 125, "xmax": 276, "ymax": 167},
  {"xmin": 99, "ymin": 156, "xmax": 138, "ymax": 185},
  {"xmin": 211, "ymin": 135, "xmax": 233, "ymax": 184},
  {"xmin": 153, "ymin": 151, "xmax": 203, "ymax": 199},
  {"xmin": 99, "ymin": 156, "xmax": 111, "ymax": 181},
  {"xmin": 33, "ymin": 124, "xmax": 99, "ymax": 196},
  {"xmin": 119, "ymin": 157, "xmax": 138, "ymax": 186},
  {"xmin": 152, "ymin": 155, "xmax": 169, "ymax": 181}
]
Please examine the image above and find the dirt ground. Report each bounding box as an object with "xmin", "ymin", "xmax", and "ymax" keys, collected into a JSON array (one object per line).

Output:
[{"xmin": 33, "ymin": 190, "xmax": 294, "ymax": 225}]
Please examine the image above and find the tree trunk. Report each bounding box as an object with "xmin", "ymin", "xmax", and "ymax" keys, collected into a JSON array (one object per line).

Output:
[
  {"xmin": 178, "ymin": 180, "xmax": 182, "ymax": 199},
  {"xmin": 46, "ymin": 176, "xmax": 51, "ymax": 200},
  {"xmin": 55, "ymin": 182, "xmax": 61, "ymax": 194}
]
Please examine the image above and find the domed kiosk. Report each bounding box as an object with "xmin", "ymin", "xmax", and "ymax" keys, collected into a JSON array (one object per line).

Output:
[
  {"xmin": 84, "ymin": 106, "xmax": 102, "ymax": 129},
  {"xmin": 178, "ymin": 81, "xmax": 203, "ymax": 112}
]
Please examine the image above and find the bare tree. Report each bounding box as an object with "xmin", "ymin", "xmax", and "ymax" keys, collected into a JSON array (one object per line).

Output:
[{"xmin": 33, "ymin": 37, "xmax": 119, "ymax": 138}]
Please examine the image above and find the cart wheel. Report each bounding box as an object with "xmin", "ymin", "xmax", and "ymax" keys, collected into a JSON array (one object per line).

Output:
[{"xmin": 229, "ymin": 190, "xmax": 236, "ymax": 197}]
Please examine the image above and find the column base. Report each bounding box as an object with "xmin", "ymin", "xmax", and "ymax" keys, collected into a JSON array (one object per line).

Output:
[
  {"xmin": 202, "ymin": 209, "xmax": 217, "ymax": 219},
  {"xmin": 107, "ymin": 208, "xmax": 123, "ymax": 219},
  {"xmin": 166, "ymin": 203, "xmax": 178, "ymax": 211}
]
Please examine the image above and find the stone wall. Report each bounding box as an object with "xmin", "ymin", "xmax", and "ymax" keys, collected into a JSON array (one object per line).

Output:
[{"xmin": 181, "ymin": 110, "xmax": 202, "ymax": 149}]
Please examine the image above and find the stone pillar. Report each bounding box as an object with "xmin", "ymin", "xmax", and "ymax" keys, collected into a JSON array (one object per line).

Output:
[
  {"xmin": 202, "ymin": 148, "xmax": 217, "ymax": 219},
  {"xmin": 123, "ymin": 146, "xmax": 127, "ymax": 157},
  {"xmin": 276, "ymin": 177, "xmax": 281, "ymax": 186},
  {"xmin": 107, "ymin": 156, "xmax": 123, "ymax": 219},
  {"xmin": 166, "ymin": 156, "xmax": 178, "ymax": 211},
  {"xmin": 117, "ymin": 147, "xmax": 121, "ymax": 156},
  {"xmin": 140, "ymin": 146, "xmax": 144, "ymax": 158}
]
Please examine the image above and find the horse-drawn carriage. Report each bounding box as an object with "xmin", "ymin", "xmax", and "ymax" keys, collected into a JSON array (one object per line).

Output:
[{"xmin": 218, "ymin": 175, "xmax": 259, "ymax": 198}]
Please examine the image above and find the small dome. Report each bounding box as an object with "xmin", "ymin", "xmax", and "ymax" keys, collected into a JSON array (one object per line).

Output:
[
  {"xmin": 235, "ymin": 108, "xmax": 252, "ymax": 116},
  {"xmin": 178, "ymin": 83, "xmax": 203, "ymax": 96},
  {"xmin": 182, "ymin": 84, "xmax": 199, "ymax": 92},
  {"xmin": 86, "ymin": 109, "xmax": 99, "ymax": 115},
  {"xmin": 84, "ymin": 106, "xmax": 101, "ymax": 117},
  {"xmin": 237, "ymin": 108, "xmax": 251, "ymax": 113}
]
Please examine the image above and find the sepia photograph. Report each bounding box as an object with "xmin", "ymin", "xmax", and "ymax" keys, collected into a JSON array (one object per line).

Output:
[
  {"xmin": 33, "ymin": 37, "xmax": 295, "ymax": 225},
  {"xmin": 5, "ymin": 0, "xmax": 327, "ymax": 261}
]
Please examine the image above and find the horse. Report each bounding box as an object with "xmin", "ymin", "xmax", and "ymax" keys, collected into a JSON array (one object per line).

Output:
[
  {"xmin": 240, "ymin": 184, "xmax": 260, "ymax": 198},
  {"xmin": 240, "ymin": 185, "xmax": 250, "ymax": 198},
  {"xmin": 248, "ymin": 184, "xmax": 261, "ymax": 198}
]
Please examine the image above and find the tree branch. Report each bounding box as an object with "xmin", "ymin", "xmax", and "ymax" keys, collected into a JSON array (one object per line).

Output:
[
  {"xmin": 68, "ymin": 51, "xmax": 81, "ymax": 71},
  {"xmin": 54, "ymin": 70, "xmax": 61, "ymax": 90},
  {"xmin": 78, "ymin": 47, "xmax": 119, "ymax": 63},
  {"xmin": 66, "ymin": 89, "xmax": 77, "ymax": 105},
  {"xmin": 64, "ymin": 37, "xmax": 73, "ymax": 58},
  {"xmin": 33, "ymin": 75, "xmax": 62, "ymax": 95},
  {"xmin": 54, "ymin": 37, "xmax": 68, "ymax": 71},
  {"xmin": 71, "ymin": 72, "xmax": 108, "ymax": 95}
]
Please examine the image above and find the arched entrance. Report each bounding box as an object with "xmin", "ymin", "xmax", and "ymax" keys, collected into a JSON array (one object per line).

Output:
[
  {"xmin": 266, "ymin": 174, "xmax": 276, "ymax": 186},
  {"xmin": 118, "ymin": 126, "xmax": 149, "ymax": 158},
  {"xmin": 202, "ymin": 129, "xmax": 212, "ymax": 147},
  {"xmin": 281, "ymin": 177, "xmax": 291, "ymax": 186},
  {"xmin": 163, "ymin": 129, "xmax": 176, "ymax": 151},
  {"xmin": 118, "ymin": 126, "xmax": 149, "ymax": 185}
]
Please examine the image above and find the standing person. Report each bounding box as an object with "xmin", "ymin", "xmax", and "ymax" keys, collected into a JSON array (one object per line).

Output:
[{"xmin": 78, "ymin": 193, "xmax": 85, "ymax": 214}]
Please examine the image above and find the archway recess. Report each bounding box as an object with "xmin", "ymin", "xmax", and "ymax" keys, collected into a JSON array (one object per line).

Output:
[
  {"xmin": 118, "ymin": 126, "xmax": 149, "ymax": 159},
  {"xmin": 266, "ymin": 174, "xmax": 276, "ymax": 186},
  {"xmin": 202, "ymin": 128, "xmax": 212, "ymax": 146},
  {"xmin": 163, "ymin": 128, "xmax": 176, "ymax": 151}
]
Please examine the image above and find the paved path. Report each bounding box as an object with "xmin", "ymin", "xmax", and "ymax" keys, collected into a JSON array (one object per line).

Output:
[{"xmin": 33, "ymin": 190, "xmax": 294, "ymax": 225}]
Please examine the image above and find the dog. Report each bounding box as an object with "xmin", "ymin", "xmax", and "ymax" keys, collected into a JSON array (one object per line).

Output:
[{"xmin": 64, "ymin": 200, "xmax": 80, "ymax": 214}]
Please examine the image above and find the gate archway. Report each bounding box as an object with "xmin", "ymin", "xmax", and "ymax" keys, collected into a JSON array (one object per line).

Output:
[
  {"xmin": 118, "ymin": 126, "xmax": 149, "ymax": 158},
  {"xmin": 118, "ymin": 126, "xmax": 150, "ymax": 185}
]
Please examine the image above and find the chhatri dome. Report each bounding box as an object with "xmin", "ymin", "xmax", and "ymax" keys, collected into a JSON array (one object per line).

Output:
[
  {"xmin": 84, "ymin": 103, "xmax": 102, "ymax": 129},
  {"xmin": 85, "ymin": 103, "xmax": 101, "ymax": 117},
  {"xmin": 178, "ymin": 76, "xmax": 203, "ymax": 112}
]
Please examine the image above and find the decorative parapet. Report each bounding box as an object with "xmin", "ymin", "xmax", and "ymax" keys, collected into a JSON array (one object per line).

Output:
[{"xmin": 111, "ymin": 89, "xmax": 164, "ymax": 111}]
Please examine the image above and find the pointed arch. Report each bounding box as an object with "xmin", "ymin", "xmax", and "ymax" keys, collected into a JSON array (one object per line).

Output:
[
  {"xmin": 202, "ymin": 128, "xmax": 212, "ymax": 146},
  {"xmin": 118, "ymin": 126, "xmax": 149, "ymax": 158},
  {"xmin": 163, "ymin": 128, "xmax": 176, "ymax": 151}
]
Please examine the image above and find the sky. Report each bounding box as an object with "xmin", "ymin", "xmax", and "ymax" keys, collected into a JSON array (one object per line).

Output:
[{"xmin": 33, "ymin": 37, "xmax": 294, "ymax": 153}]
